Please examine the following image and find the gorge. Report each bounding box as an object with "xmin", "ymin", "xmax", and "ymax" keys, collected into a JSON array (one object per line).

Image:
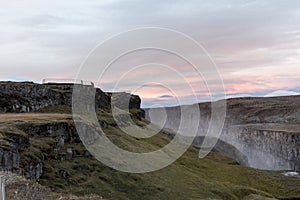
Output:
[{"xmin": 145, "ymin": 96, "xmax": 300, "ymax": 171}]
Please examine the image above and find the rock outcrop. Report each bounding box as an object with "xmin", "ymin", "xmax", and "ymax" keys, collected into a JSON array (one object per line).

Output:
[
  {"xmin": 0, "ymin": 126, "xmax": 28, "ymax": 173},
  {"xmin": 0, "ymin": 81, "xmax": 141, "ymax": 113},
  {"xmin": 0, "ymin": 114, "xmax": 95, "ymax": 179}
]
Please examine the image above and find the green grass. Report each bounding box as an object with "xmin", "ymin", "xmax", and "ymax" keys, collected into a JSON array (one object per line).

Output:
[
  {"xmin": 39, "ymin": 138, "xmax": 300, "ymax": 199},
  {"xmin": 0, "ymin": 126, "xmax": 28, "ymax": 150},
  {"xmin": 21, "ymin": 137, "xmax": 57, "ymax": 166}
]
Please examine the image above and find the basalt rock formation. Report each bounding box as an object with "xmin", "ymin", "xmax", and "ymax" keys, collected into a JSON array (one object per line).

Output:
[
  {"xmin": 0, "ymin": 114, "xmax": 84, "ymax": 179},
  {"xmin": 0, "ymin": 81, "xmax": 141, "ymax": 113}
]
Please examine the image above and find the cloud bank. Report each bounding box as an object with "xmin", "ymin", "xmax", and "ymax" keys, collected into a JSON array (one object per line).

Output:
[{"xmin": 0, "ymin": 0, "xmax": 300, "ymax": 107}]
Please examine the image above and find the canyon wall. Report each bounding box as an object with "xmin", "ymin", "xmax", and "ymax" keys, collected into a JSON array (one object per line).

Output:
[
  {"xmin": 222, "ymin": 125, "xmax": 300, "ymax": 170},
  {"xmin": 145, "ymin": 96, "xmax": 300, "ymax": 170}
]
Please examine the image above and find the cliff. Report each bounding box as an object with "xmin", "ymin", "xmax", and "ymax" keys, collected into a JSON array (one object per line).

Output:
[
  {"xmin": 0, "ymin": 81, "xmax": 143, "ymax": 179},
  {"xmin": 0, "ymin": 114, "xmax": 77, "ymax": 179},
  {"xmin": 145, "ymin": 96, "xmax": 300, "ymax": 171},
  {"xmin": 0, "ymin": 81, "xmax": 141, "ymax": 113}
]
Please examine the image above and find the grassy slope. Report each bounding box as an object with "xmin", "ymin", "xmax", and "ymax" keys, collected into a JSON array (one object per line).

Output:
[{"xmin": 1, "ymin": 112, "xmax": 300, "ymax": 199}]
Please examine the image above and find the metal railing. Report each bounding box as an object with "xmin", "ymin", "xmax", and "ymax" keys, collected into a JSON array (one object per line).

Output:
[{"xmin": 42, "ymin": 79, "xmax": 94, "ymax": 86}]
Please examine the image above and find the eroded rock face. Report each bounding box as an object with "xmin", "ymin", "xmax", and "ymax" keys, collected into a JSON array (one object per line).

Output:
[
  {"xmin": 25, "ymin": 162, "xmax": 43, "ymax": 180},
  {"xmin": 0, "ymin": 120, "xmax": 89, "ymax": 179},
  {"xmin": 0, "ymin": 149, "xmax": 20, "ymax": 172},
  {"xmin": 0, "ymin": 82, "xmax": 67, "ymax": 113},
  {"xmin": 0, "ymin": 128, "xmax": 28, "ymax": 173},
  {"xmin": 0, "ymin": 81, "xmax": 142, "ymax": 113},
  {"xmin": 145, "ymin": 96, "xmax": 300, "ymax": 170}
]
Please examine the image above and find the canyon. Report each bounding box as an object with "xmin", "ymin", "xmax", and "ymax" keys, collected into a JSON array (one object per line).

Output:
[{"xmin": 145, "ymin": 96, "xmax": 300, "ymax": 171}]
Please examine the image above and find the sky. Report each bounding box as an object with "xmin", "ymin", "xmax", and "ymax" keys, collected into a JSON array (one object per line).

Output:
[{"xmin": 0, "ymin": 0, "xmax": 300, "ymax": 107}]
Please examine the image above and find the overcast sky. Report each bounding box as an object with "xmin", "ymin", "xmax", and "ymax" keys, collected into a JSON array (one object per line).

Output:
[{"xmin": 1, "ymin": 0, "xmax": 300, "ymax": 107}]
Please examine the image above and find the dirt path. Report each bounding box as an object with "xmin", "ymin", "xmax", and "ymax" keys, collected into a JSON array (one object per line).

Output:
[{"xmin": 0, "ymin": 113, "xmax": 73, "ymax": 124}]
